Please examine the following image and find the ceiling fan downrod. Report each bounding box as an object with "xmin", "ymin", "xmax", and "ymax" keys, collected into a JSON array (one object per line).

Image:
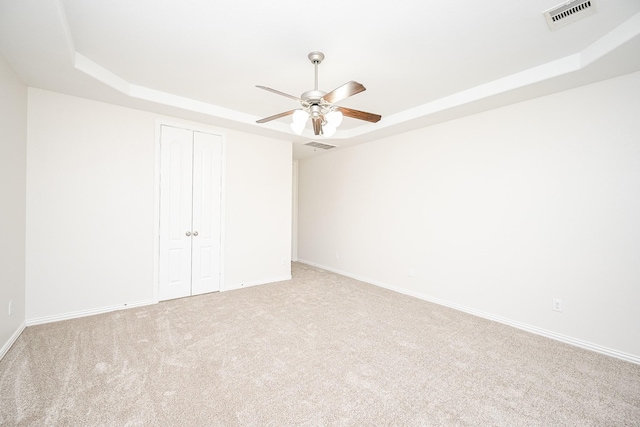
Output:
[{"xmin": 308, "ymin": 51, "xmax": 324, "ymax": 92}]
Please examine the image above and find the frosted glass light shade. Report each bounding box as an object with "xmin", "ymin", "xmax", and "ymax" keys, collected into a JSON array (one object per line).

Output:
[
  {"xmin": 325, "ymin": 110, "xmax": 343, "ymax": 127},
  {"xmin": 290, "ymin": 121, "xmax": 306, "ymax": 135},
  {"xmin": 292, "ymin": 109, "xmax": 309, "ymax": 124}
]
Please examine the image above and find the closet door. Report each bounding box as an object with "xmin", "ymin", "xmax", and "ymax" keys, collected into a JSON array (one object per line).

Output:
[
  {"xmin": 191, "ymin": 131, "xmax": 222, "ymax": 296},
  {"xmin": 159, "ymin": 125, "xmax": 222, "ymax": 301},
  {"xmin": 159, "ymin": 126, "xmax": 194, "ymax": 300}
]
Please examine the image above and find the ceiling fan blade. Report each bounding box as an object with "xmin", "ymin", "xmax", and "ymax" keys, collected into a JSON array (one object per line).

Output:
[
  {"xmin": 256, "ymin": 85, "xmax": 302, "ymax": 102},
  {"xmin": 322, "ymin": 81, "xmax": 366, "ymax": 104},
  {"xmin": 312, "ymin": 117, "xmax": 323, "ymax": 135},
  {"xmin": 336, "ymin": 107, "xmax": 382, "ymax": 123},
  {"xmin": 256, "ymin": 110, "xmax": 297, "ymax": 124}
]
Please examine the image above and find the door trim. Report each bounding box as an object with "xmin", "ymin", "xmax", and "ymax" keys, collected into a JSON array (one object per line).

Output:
[
  {"xmin": 153, "ymin": 119, "xmax": 226, "ymax": 303},
  {"xmin": 292, "ymin": 160, "xmax": 298, "ymax": 262}
]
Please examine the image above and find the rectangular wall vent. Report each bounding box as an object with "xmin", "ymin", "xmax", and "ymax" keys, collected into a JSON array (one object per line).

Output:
[
  {"xmin": 544, "ymin": 0, "xmax": 596, "ymax": 30},
  {"xmin": 305, "ymin": 141, "xmax": 337, "ymax": 150}
]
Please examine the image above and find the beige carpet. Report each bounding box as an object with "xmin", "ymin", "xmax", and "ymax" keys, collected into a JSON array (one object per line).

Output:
[{"xmin": 1, "ymin": 262, "xmax": 639, "ymax": 426}]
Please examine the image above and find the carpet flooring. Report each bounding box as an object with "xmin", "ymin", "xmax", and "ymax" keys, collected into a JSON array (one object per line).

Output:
[{"xmin": 1, "ymin": 262, "xmax": 639, "ymax": 426}]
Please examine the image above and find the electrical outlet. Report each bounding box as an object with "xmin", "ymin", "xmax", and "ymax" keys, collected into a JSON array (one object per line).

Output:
[
  {"xmin": 8, "ymin": 300, "xmax": 12, "ymax": 316},
  {"xmin": 335, "ymin": 252, "xmax": 339, "ymax": 260},
  {"xmin": 552, "ymin": 298, "xmax": 563, "ymax": 312},
  {"xmin": 408, "ymin": 268, "xmax": 415, "ymax": 277},
  {"xmin": 281, "ymin": 257, "xmax": 286, "ymax": 265}
]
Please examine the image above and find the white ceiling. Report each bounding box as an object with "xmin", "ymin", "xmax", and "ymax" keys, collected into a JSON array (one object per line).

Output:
[{"xmin": 1, "ymin": 0, "xmax": 639, "ymax": 159}]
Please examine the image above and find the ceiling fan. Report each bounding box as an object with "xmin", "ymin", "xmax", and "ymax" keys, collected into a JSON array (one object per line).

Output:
[{"xmin": 256, "ymin": 52, "xmax": 382, "ymax": 137}]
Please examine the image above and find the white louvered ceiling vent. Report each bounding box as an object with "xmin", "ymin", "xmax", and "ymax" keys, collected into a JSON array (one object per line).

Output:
[
  {"xmin": 544, "ymin": 0, "xmax": 596, "ymax": 30},
  {"xmin": 305, "ymin": 141, "xmax": 337, "ymax": 150}
]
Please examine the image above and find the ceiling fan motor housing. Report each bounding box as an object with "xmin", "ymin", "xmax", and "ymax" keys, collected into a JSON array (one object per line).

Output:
[{"xmin": 301, "ymin": 90, "xmax": 326, "ymax": 105}]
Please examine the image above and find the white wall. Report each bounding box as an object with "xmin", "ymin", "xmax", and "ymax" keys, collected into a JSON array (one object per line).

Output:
[
  {"xmin": 0, "ymin": 54, "xmax": 27, "ymax": 355},
  {"xmin": 26, "ymin": 89, "xmax": 291, "ymax": 321},
  {"xmin": 298, "ymin": 71, "xmax": 640, "ymax": 361},
  {"xmin": 223, "ymin": 128, "xmax": 292, "ymax": 289}
]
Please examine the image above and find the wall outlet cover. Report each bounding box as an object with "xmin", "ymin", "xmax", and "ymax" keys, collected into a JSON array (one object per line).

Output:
[{"xmin": 553, "ymin": 298, "xmax": 563, "ymax": 312}]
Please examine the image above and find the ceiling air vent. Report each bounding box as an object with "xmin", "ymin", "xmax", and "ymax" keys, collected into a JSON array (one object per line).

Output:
[
  {"xmin": 305, "ymin": 141, "xmax": 337, "ymax": 150},
  {"xmin": 544, "ymin": 0, "xmax": 596, "ymax": 30}
]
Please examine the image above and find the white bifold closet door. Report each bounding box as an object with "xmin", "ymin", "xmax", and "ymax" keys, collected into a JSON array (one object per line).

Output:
[{"xmin": 159, "ymin": 125, "xmax": 222, "ymax": 301}]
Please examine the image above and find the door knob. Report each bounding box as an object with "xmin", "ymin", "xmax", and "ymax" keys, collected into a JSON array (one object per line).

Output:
[
  {"xmin": 193, "ymin": 231, "xmax": 199, "ymax": 237},
  {"xmin": 185, "ymin": 231, "xmax": 191, "ymax": 236}
]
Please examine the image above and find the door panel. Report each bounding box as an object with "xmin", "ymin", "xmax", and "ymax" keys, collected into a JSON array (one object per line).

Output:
[
  {"xmin": 191, "ymin": 131, "xmax": 222, "ymax": 296},
  {"xmin": 168, "ymin": 248, "xmax": 185, "ymax": 283},
  {"xmin": 159, "ymin": 126, "xmax": 194, "ymax": 300}
]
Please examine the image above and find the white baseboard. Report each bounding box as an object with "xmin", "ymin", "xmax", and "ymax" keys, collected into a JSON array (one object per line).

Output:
[
  {"xmin": 0, "ymin": 321, "xmax": 26, "ymax": 361},
  {"xmin": 223, "ymin": 274, "xmax": 292, "ymax": 292},
  {"xmin": 297, "ymin": 259, "xmax": 640, "ymax": 365},
  {"xmin": 26, "ymin": 299, "xmax": 156, "ymax": 326},
  {"xmin": 24, "ymin": 274, "xmax": 292, "ymax": 325}
]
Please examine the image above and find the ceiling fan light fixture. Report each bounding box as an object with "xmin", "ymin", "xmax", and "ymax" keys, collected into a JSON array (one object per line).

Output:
[
  {"xmin": 309, "ymin": 104, "xmax": 323, "ymax": 119},
  {"xmin": 256, "ymin": 52, "xmax": 381, "ymax": 136}
]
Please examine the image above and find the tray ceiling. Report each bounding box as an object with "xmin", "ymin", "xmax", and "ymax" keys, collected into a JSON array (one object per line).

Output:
[{"xmin": 1, "ymin": 0, "xmax": 639, "ymax": 158}]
